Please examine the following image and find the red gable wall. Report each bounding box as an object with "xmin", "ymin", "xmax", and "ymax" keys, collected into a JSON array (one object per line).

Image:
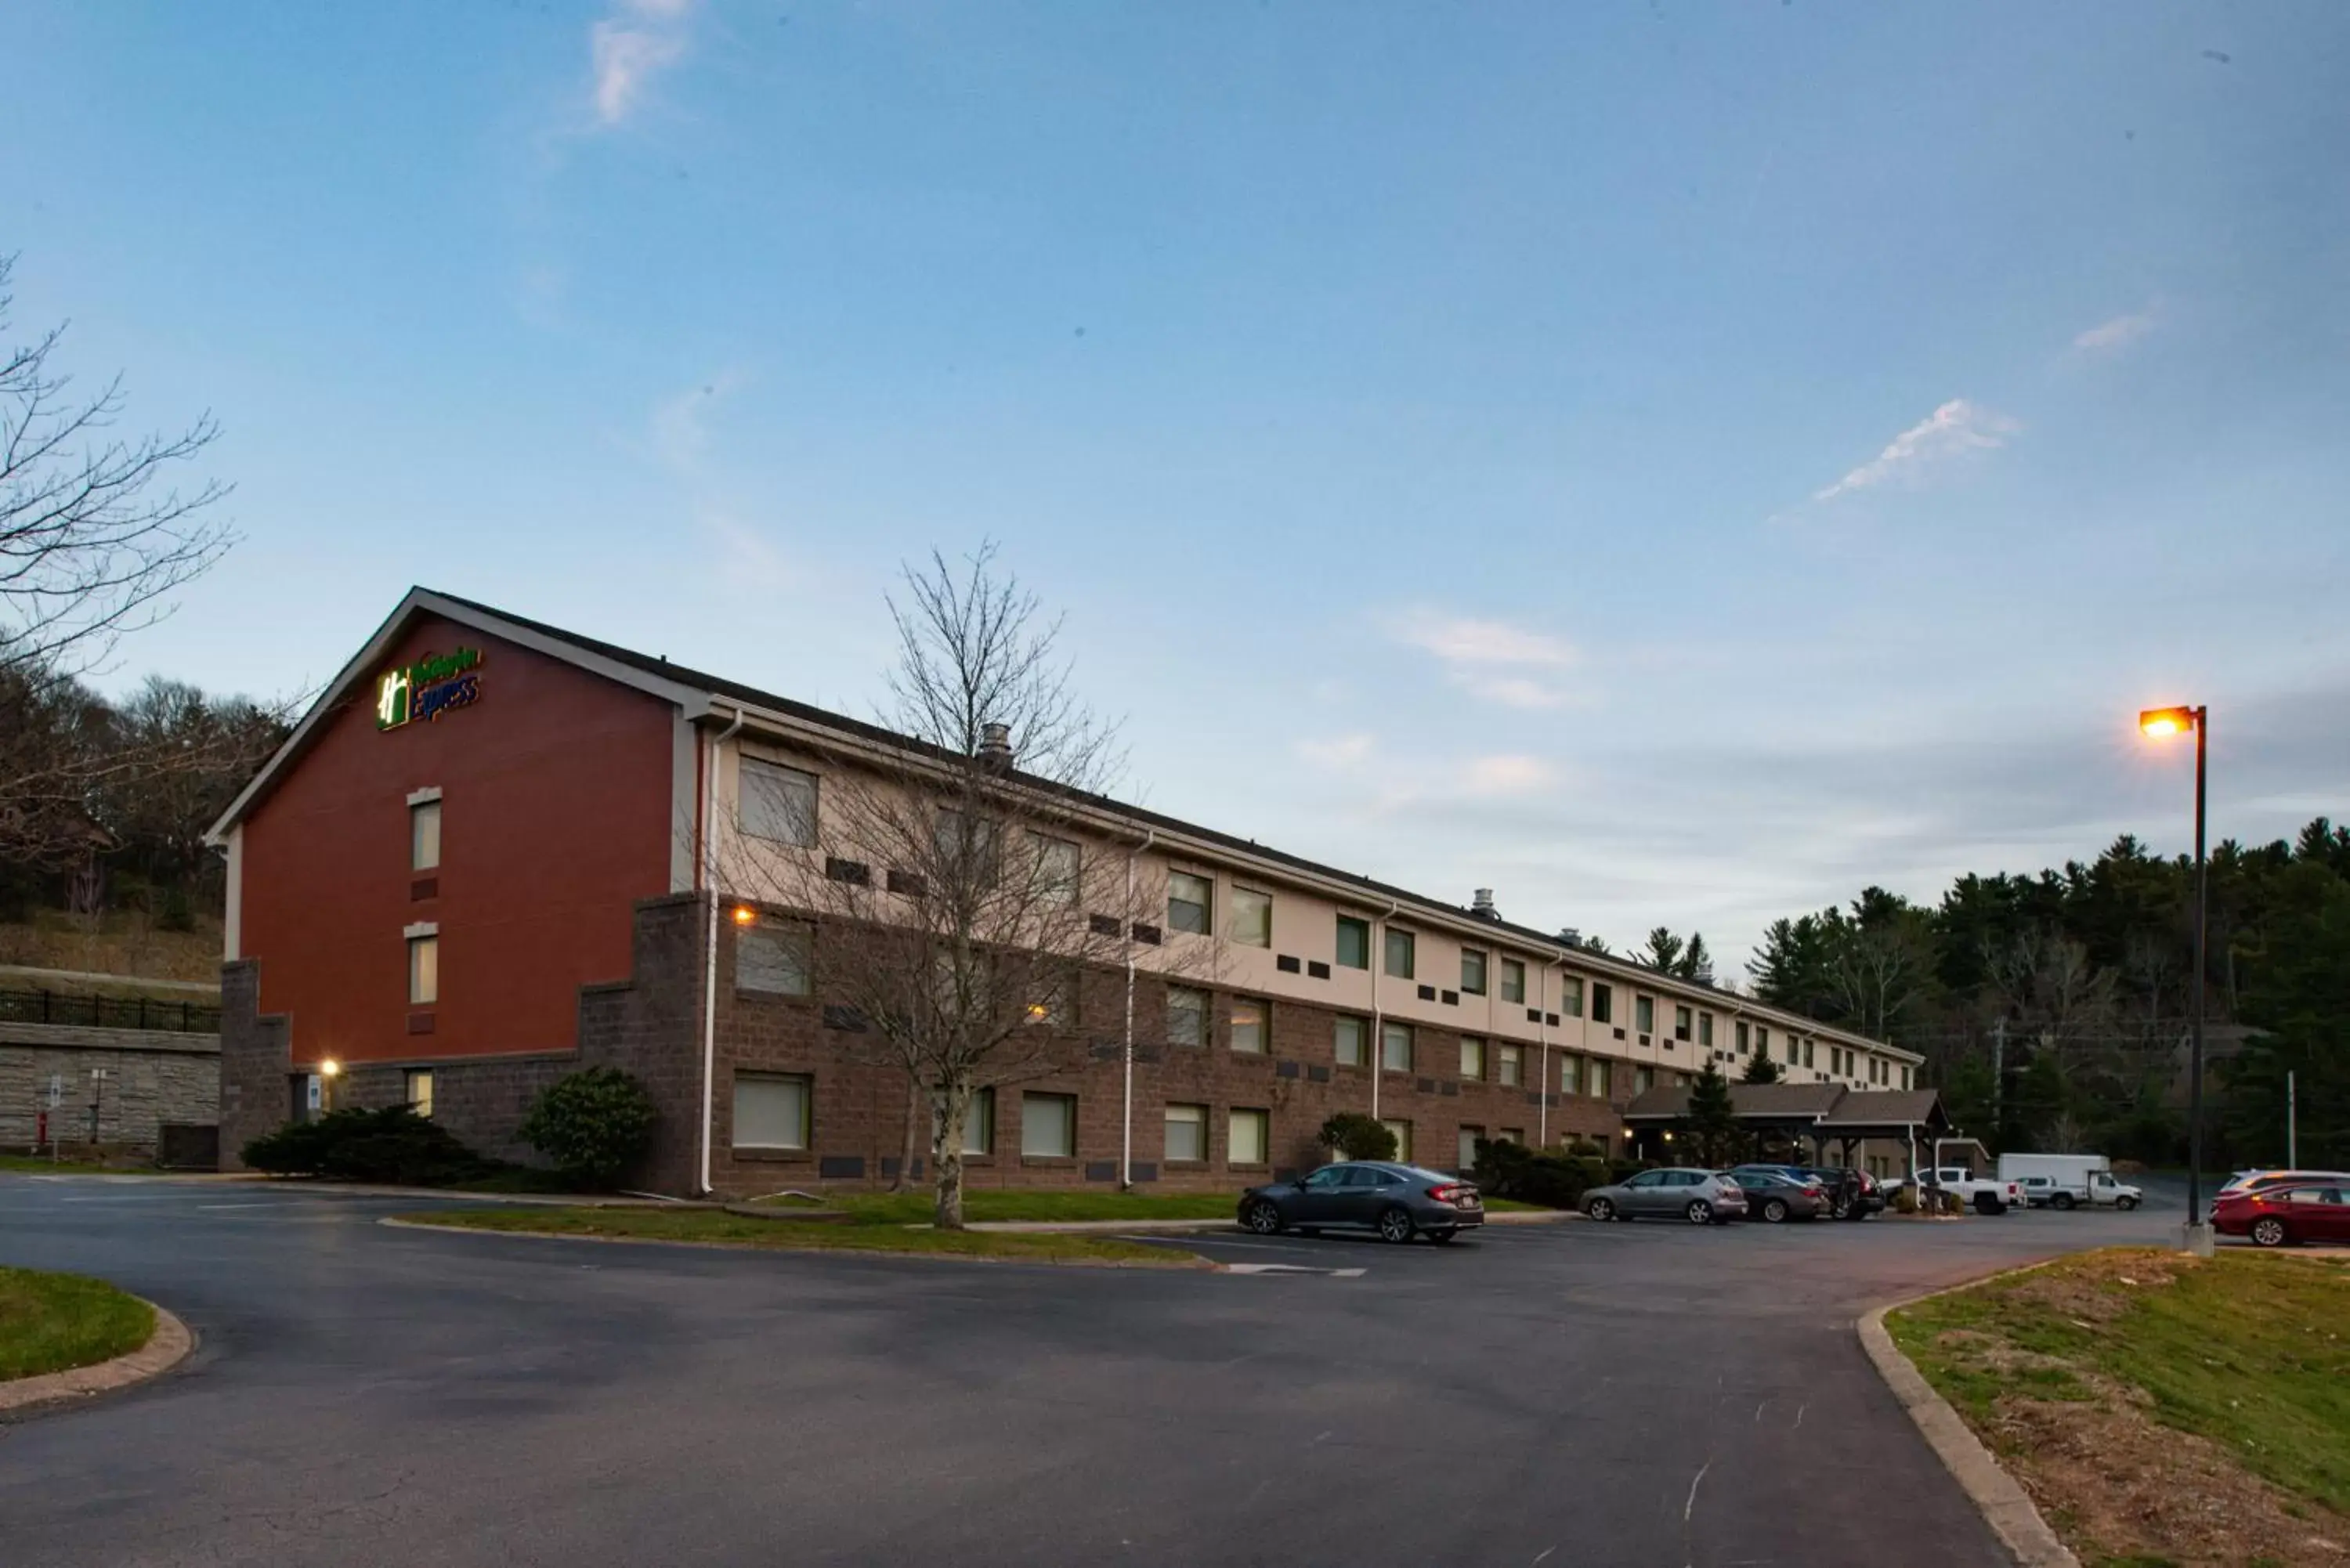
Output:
[{"xmin": 238, "ymin": 615, "xmax": 678, "ymax": 1068}]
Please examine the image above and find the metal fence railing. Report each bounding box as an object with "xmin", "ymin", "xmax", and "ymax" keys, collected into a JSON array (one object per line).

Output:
[{"xmin": 0, "ymin": 988, "xmax": 221, "ymax": 1035}]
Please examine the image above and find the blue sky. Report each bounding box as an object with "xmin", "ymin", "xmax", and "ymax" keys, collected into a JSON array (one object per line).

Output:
[{"xmin": 7, "ymin": 2, "xmax": 2347, "ymax": 969}]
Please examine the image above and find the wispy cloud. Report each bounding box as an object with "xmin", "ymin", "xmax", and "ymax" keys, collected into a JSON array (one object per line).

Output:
[
  {"xmin": 591, "ymin": 0, "xmax": 696, "ymax": 126},
  {"xmin": 1811, "ymin": 399, "xmax": 2020, "ymax": 503},
  {"xmin": 2073, "ymin": 310, "xmax": 2157, "ymax": 354},
  {"xmin": 1463, "ymin": 754, "xmax": 1553, "ymax": 797},
  {"xmin": 1393, "ymin": 609, "xmax": 1582, "ymax": 709},
  {"xmin": 1295, "ymin": 733, "xmax": 1375, "ymax": 769},
  {"xmin": 642, "ymin": 374, "xmax": 794, "ymax": 591}
]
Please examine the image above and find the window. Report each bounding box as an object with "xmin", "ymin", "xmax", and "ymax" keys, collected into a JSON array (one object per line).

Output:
[
  {"xmin": 737, "ymin": 922, "xmax": 813, "ymax": 995},
  {"xmin": 1032, "ymin": 834, "xmax": 1080, "ymax": 905},
  {"xmin": 1384, "ymin": 927, "xmax": 1416, "ymax": 978},
  {"xmin": 1168, "ymin": 872, "xmax": 1213, "ymax": 935},
  {"xmin": 1673, "ymin": 1005, "xmax": 1692, "ymax": 1042},
  {"xmin": 933, "ymin": 1088, "xmax": 996, "ymax": 1155},
  {"xmin": 1021, "ymin": 1092, "xmax": 1077, "ymax": 1158},
  {"xmin": 1230, "ymin": 998, "xmax": 1267, "ymax": 1054},
  {"xmin": 1380, "ymin": 1021, "xmax": 1413, "ymax": 1072},
  {"xmin": 410, "ymin": 800, "xmax": 441, "ymax": 872},
  {"xmin": 1901, "ymin": 1065, "xmax": 1912, "ymax": 1090},
  {"xmin": 1636, "ymin": 995, "xmax": 1655, "ymax": 1035},
  {"xmin": 407, "ymin": 934, "xmax": 438, "ymax": 1006},
  {"xmin": 1497, "ymin": 1043, "xmax": 1523, "ymax": 1087},
  {"xmin": 1164, "ymin": 1102, "xmax": 1207, "ymax": 1162},
  {"xmin": 1459, "ymin": 1035, "xmax": 1487, "ymax": 1079},
  {"xmin": 1231, "ymin": 887, "xmax": 1272, "ymax": 948},
  {"xmin": 1457, "ymin": 1125, "xmax": 1484, "ymax": 1172},
  {"xmin": 1228, "ymin": 1107, "xmax": 1270, "ymax": 1165},
  {"xmin": 1335, "ymin": 916, "xmax": 1371, "ymax": 970},
  {"xmin": 1560, "ymin": 976, "xmax": 1585, "ymax": 1017},
  {"xmin": 1499, "ymin": 1127, "xmax": 1523, "ymax": 1144},
  {"xmin": 1587, "ymin": 1058, "xmax": 1611, "ymax": 1099},
  {"xmin": 1380, "ymin": 1118, "xmax": 1412, "ymax": 1162},
  {"xmin": 733, "ymin": 1071, "xmax": 810, "ymax": 1150},
  {"xmin": 739, "ymin": 758, "xmax": 818, "ymax": 847},
  {"xmin": 1590, "ymin": 983, "xmax": 1613, "ymax": 1024},
  {"xmin": 1698, "ymin": 1013, "xmax": 1714, "ymax": 1048},
  {"xmin": 1634, "ymin": 1065, "xmax": 1654, "ymax": 1094},
  {"xmin": 1736, "ymin": 1021, "xmax": 1750, "ymax": 1053},
  {"xmin": 1166, "ymin": 985, "xmax": 1209, "ymax": 1047},
  {"xmin": 404, "ymin": 1068, "xmax": 434, "ymax": 1118},
  {"xmin": 1333, "ymin": 1015, "xmax": 1368, "ymax": 1067},
  {"xmin": 1561, "ymin": 1053, "xmax": 1582, "ymax": 1095},
  {"xmin": 935, "ymin": 808, "xmax": 1000, "ymax": 873},
  {"xmin": 1499, "ymin": 958, "xmax": 1525, "ymax": 1005},
  {"xmin": 1755, "ymin": 1026, "xmax": 1770, "ymax": 1057},
  {"xmin": 1460, "ymin": 949, "xmax": 1488, "ymax": 995},
  {"xmin": 1802, "ymin": 1039, "xmax": 1816, "ymax": 1068}
]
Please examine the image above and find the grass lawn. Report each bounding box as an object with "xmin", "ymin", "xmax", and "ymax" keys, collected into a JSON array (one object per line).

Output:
[
  {"xmin": 1890, "ymin": 1247, "xmax": 2350, "ymax": 1566},
  {"xmin": 399, "ymin": 1206, "xmax": 1206, "ymax": 1266},
  {"xmin": 0, "ymin": 1267, "xmax": 155, "ymax": 1382}
]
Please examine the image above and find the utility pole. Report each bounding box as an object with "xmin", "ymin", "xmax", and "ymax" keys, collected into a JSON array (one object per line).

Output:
[
  {"xmin": 2287, "ymin": 1069, "xmax": 2298, "ymax": 1169},
  {"xmin": 1990, "ymin": 1018, "xmax": 2005, "ymax": 1141}
]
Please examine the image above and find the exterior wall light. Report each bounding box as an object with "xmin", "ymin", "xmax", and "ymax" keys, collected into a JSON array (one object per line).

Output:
[{"xmin": 730, "ymin": 905, "xmax": 758, "ymax": 927}]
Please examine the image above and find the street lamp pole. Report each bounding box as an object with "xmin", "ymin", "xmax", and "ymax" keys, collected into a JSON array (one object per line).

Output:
[{"xmin": 2141, "ymin": 703, "xmax": 2212, "ymax": 1256}]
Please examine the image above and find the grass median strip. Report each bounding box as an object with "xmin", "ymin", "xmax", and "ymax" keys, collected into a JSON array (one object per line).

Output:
[
  {"xmin": 739, "ymin": 1189, "xmax": 1542, "ymax": 1223},
  {"xmin": 1889, "ymin": 1246, "xmax": 2350, "ymax": 1568},
  {"xmin": 397, "ymin": 1205, "xmax": 1208, "ymax": 1265},
  {"xmin": 0, "ymin": 1266, "xmax": 156, "ymax": 1382}
]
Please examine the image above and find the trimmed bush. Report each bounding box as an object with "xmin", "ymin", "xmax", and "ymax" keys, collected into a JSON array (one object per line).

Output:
[
  {"xmin": 1471, "ymin": 1140, "xmax": 1598, "ymax": 1209},
  {"xmin": 519, "ymin": 1068, "xmax": 656, "ymax": 1190},
  {"xmin": 241, "ymin": 1106, "xmax": 489, "ymax": 1186},
  {"xmin": 1318, "ymin": 1111, "xmax": 1397, "ymax": 1164}
]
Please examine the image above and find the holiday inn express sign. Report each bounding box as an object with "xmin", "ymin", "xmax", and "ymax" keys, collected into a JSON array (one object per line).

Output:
[{"xmin": 376, "ymin": 646, "xmax": 484, "ymax": 730}]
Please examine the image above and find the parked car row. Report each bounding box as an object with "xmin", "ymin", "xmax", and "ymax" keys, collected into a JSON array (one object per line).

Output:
[
  {"xmin": 1579, "ymin": 1165, "xmax": 1888, "ymax": 1226},
  {"xmin": 2212, "ymin": 1169, "xmax": 2350, "ymax": 1247}
]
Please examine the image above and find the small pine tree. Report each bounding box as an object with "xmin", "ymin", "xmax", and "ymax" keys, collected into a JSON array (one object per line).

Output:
[
  {"xmin": 1687, "ymin": 1063, "xmax": 1738, "ymax": 1166},
  {"xmin": 1741, "ymin": 1050, "xmax": 1782, "ymax": 1085}
]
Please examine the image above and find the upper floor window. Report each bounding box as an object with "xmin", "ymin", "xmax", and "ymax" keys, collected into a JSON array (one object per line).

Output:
[
  {"xmin": 1384, "ymin": 928, "xmax": 1416, "ymax": 980},
  {"xmin": 1166, "ymin": 985, "xmax": 1209, "ymax": 1047},
  {"xmin": 1459, "ymin": 1035, "xmax": 1486, "ymax": 1079},
  {"xmin": 1698, "ymin": 1013, "xmax": 1714, "ymax": 1048},
  {"xmin": 739, "ymin": 758, "xmax": 818, "ymax": 847},
  {"xmin": 1499, "ymin": 959, "xmax": 1525, "ymax": 1005},
  {"xmin": 738, "ymin": 921, "xmax": 813, "ymax": 996},
  {"xmin": 1460, "ymin": 949, "xmax": 1488, "ymax": 995},
  {"xmin": 1168, "ymin": 872, "xmax": 1213, "ymax": 935},
  {"xmin": 1673, "ymin": 1005, "xmax": 1692, "ymax": 1042},
  {"xmin": 1755, "ymin": 1025, "xmax": 1770, "ymax": 1057},
  {"xmin": 1736, "ymin": 1020, "xmax": 1750, "ymax": 1053},
  {"xmin": 1802, "ymin": 1039, "xmax": 1816, "ymax": 1068},
  {"xmin": 1635, "ymin": 995, "xmax": 1655, "ymax": 1035},
  {"xmin": 1561, "ymin": 976, "xmax": 1585, "ymax": 1017},
  {"xmin": 1901, "ymin": 1064, "xmax": 1912, "ymax": 1090},
  {"xmin": 1335, "ymin": 916, "xmax": 1370, "ymax": 970},
  {"xmin": 1031, "ymin": 834, "xmax": 1080, "ymax": 905},
  {"xmin": 1590, "ymin": 982, "xmax": 1612, "ymax": 1024},
  {"xmin": 410, "ymin": 800, "xmax": 441, "ymax": 872},
  {"xmin": 407, "ymin": 932, "xmax": 439, "ymax": 1006},
  {"xmin": 1231, "ymin": 887, "xmax": 1272, "ymax": 948}
]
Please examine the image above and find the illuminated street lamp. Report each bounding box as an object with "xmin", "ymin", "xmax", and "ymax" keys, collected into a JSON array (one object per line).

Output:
[
  {"xmin": 320, "ymin": 1057, "xmax": 342, "ymax": 1116},
  {"xmin": 2138, "ymin": 703, "xmax": 2211, "ymax": 1256}
]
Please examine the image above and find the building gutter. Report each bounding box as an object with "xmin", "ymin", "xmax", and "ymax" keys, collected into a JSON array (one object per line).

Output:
[
  {"xmin": 698, "ymin": 704, "xmax": 746, "ymax": 1197},
  {"xmin": 1370, "ymin": 900, "xmax": 1398, "ymax": 1126}
]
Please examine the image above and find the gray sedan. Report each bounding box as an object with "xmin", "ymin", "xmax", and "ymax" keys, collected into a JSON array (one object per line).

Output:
[
  {"xmin": 1582, "ymin": 1168, "xmax": 1748, "ymax": 1225},
  {"xmin": 1727, "ymin": 1170, "xmax": 1825, "ymax": 1223}
]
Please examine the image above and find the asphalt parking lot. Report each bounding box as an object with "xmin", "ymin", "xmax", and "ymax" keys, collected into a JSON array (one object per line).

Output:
[{"xmin": 0, "ymin": 1175, "xmax": 2175, "ymax": 1568}]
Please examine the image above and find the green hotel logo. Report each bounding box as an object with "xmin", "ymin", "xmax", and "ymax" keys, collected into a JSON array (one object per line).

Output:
[{"xmin": 376, "ymin": 646, "xmax": 485, "ymax": 730}]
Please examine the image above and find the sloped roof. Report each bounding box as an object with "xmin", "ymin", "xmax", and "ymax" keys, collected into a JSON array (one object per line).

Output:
[
  {"xmin": 1623, "ymin": 1082, "xmax": 1848, "ymax": 1122},
  {"xmin": 1819, "ymin": 1090, "xmax": 1948, "ymax": 1130}
]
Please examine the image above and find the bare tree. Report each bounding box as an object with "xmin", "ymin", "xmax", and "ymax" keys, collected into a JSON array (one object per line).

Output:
[
  {"xmin": 716, "ymin": 544, "xmax": 1202, "ymax": 1227},
  {"xmin": 2, "ymin": 253, "xmax": 234, "ymax": 681}
]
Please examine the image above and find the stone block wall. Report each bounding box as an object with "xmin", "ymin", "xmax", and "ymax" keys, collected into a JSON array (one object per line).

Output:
[{"xmin": 0, "ymin": 1022, "xmax": 219, "ymax": 1154}]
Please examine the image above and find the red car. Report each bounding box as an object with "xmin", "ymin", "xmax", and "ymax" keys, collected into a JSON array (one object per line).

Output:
[{"xmin": 2212, "ymin": 1181, "xmax": 2350, "ymax": 1248}]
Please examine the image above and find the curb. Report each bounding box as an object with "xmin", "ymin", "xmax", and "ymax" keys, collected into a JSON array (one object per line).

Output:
[
  {"xmin": 0, "ymin": 1299, "xmax": 195, "ymax": 1418},
  {"xmin": 378, "ymin": 1216, "xmax": 1220, "ymax": 1270},
  {"xmin": 1858, "ymin": 1272, "xmax": 2081, "ymax": 1568}
]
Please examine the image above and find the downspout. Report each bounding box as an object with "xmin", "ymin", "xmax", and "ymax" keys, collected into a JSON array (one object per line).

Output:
[
  {"xmin": 699, "ymin": 704, "xmax": 747, "ymax": 1196},
  {"xmin": 1370, "ymin": 899, "xmax": 1398, "ymax": 1125},
  {"xmin": 1536, "ymin": 962, "xmax": 1550, "ymax": 1148},
  {"xmin": 1122, "ymin": 828, "xmax": 1156, "ymax": 1190}
]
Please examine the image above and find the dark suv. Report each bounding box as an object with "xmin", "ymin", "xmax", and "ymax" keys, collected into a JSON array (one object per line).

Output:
[
  {"xmin": 1238, "ymin": 1162, "xmax": 1486, "ymax": 1244},
  {"xmin": 1734, "ymin": 1163, "xmax": 1884, "ymax": 1220}
]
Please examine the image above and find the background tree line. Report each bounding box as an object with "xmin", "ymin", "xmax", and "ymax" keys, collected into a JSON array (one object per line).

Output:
[{"xmin": 1740, "ymin": 824, "xmax": 2350, "ymax": 1169}]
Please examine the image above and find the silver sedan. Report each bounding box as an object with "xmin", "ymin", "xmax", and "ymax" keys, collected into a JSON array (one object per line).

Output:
[{"xmin": 1582, "ymin": 1168, "xmax": 1748, "ymax": 1225}]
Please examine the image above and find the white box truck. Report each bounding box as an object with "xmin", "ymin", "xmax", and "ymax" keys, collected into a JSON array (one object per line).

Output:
[{"xmin": 1995, "ymin": 1153, "xmax": 2143, "ymax": 1211}]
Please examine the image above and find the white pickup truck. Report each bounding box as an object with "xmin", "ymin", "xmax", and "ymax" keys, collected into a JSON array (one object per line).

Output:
[
  {"xmin": 1922, "ymin": 1167, "xmax": 2025, "ymax": 1216},
  {"xmin": 1998, "ymin": 1153, "xmax": 2144, "ymax": 1211}
]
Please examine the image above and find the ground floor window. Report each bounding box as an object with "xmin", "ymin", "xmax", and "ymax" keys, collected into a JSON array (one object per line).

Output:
[
  {"xmin": 1457, "ymin": 1125, "xmax": 1483, "ymax": 1172},
  {"xmin": 1227, "ymin": 1107, "xmax": 1270, "ymax": 1165},
  {"xmin": 1497, "ymin": 1043, "xmax": 1523, "ymax": 1087},
  {"xmin": 1022, "ymin": 1092, "xmax": 1077, "ymax": 1158},
  {"xmin": 933, "ymin": 1088, "xmax": 995, "ymax": 1155},
  {"xmin": 1381, "ymin": 1022, "xmax": 1412, "ymax": 1072},
  {"xmin": 733, "ymin": 1071, "xmax": 811, "ymax": 1151},
  {"xmin": 1334, "ymin": 1015, "xmax": 1368, "ymax": 1067},
  {"xmin": 1164, "ymin": 1102, "xmax": 1206, "ymax": 1162},
  {"xmin": 1635, "ymin": 1065, "xmax": 1654, "ymax": 1094},
  {"xmin": 403, "ymin": 1068, "xmax": 434, "ymax": 1118},
  {"xmin": 1381, "ymin": 1118, "xmax": 1412, "ymax": 1162},
  {"xmin": 1499, "ymin": 1127, "xmax": 1523, "ymax": 1144},
  {"xmin": 1588, "ymin": 1058, "xmax": 1611, "ymax": 1099}
]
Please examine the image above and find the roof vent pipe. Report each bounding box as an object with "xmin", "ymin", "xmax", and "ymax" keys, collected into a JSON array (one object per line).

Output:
[
  {"xmin": 1470, "ymin": 888, "xmax": 1499, "ymax": 921},
  {"xmin": 977, "ymin": 722, "xmax": 1014, "ymax": 770},
  {"xmin": 1559, "ymin": 927, "xmax": 1582, "ymax": 948}
]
